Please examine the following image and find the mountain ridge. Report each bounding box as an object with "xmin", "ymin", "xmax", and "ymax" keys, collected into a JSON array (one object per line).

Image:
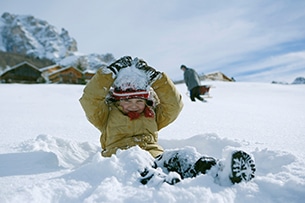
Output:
[{"xmin": 0, "ymin": 12, "xmax": 115, "ymax": 73}]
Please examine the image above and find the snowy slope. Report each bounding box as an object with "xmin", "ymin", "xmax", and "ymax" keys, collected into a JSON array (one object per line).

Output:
[{"xmin": 0, "ymin": 82, "xmax": 304, "ymax": 203}]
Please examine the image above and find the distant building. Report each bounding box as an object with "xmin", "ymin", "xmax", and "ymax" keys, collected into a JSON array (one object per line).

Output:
[
  {"xmin": 83, "ymin": 70, "xmax": 95, "ymax": 83},
  {"xmin": 0, "ymin": 61, "xmax": 45, "ymax": 83},
  {"xmin": 173, "ymin": 71, "xmax": 234, "ymax": 84},
  {"xmin": 48, "ymin": 66, "xmax": 84, "ymax": 84},
  {"xmin": 201, "ymin": 71, "xmax": 234, "ymax": 82},
  {"xmin": 0, "ymin": 61, "xmax": 121, "ymax": 84},
  {"xmin": 40, "ymin": 64, "xmax": 63, "ymax": 83}
]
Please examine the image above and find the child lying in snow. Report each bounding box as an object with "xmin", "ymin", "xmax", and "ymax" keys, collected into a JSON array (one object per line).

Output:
[{"xmin": 79, "ymin": 56, "xmax": 255, "ymax": 185}]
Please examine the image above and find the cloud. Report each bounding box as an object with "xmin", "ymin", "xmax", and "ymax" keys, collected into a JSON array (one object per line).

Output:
[{"xmin": 235, "ymin": 51, "xmax": 305, "ymax": 82}]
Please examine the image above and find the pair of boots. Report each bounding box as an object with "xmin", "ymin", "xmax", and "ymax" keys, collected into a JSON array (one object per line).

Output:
[{"xmin": 140, "ymin": 150, "xmax": 256, "ymax": 185}]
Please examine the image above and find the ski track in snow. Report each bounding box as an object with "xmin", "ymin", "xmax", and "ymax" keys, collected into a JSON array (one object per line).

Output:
[{"xmin": 0, "ymin": 82, "xmax": 305, "ymax": 203}]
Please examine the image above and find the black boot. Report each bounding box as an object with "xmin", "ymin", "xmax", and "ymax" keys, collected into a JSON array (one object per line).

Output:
[
  {"xmin": 230, "ymin": 151, "xmax": 256, "ymax": 184},
  {"xmin": 139, "ymin": 167, "xmax": 181, "ymax": 185},
  {"xmin": 140, "ymin": 168, "xmax": 155, "ymax": 185},
  {"xmin": 194, "ymin": 156, "xmax": 217, "ymax": 175}
]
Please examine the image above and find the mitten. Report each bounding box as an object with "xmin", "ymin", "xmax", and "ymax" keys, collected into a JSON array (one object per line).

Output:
[
  {"xmin": 134, "ymin": 58, "xmax": 161, "ymax": 84},
  {"xmin": 107, "ymin": 56, "xmax": 132, "ymax": 76},
  {"xmin": 143, "ymin": 66, "xmax": 162, "ymax": 84}
]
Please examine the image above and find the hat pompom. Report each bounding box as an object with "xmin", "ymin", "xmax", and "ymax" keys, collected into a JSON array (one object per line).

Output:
[{"xmin": 112, "ymin": 60, "xmax": 150, "ymax": 100}]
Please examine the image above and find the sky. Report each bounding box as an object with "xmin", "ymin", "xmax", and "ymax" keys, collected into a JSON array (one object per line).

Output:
[{"xmin": 1, "ymin": 0, "xmax": 305, "ymax": 82}]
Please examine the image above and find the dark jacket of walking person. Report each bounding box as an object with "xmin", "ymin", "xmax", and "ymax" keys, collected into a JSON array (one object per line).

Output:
[{"xmin": 180, "ymin": 65, "xmax": 204, "ymax": 102}]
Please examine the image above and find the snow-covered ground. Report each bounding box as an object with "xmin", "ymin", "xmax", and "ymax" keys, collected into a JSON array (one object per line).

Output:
[{"xmin": 0, "ymin": 81, "xmax": 304, "ymax": 203}]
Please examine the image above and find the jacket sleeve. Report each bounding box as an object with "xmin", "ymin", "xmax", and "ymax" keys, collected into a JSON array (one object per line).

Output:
[
  {"xmin": 184, "ymin": 70, "xmax": 191, "ymax": 90},
  {"xmin": 152, "ymin": 73, "xmax": 184, "ymax": 130},
  {"xmin": 79, "ymin": 69, "xmax": 114, "ymax": 132}
]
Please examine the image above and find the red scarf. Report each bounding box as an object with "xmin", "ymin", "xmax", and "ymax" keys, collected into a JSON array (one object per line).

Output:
[{"xmin": 127, "ymin": 106, "xmax": 155, "ymax": 120}]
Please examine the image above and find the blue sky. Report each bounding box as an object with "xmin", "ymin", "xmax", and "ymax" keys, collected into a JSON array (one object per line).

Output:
[{"xmin": 1, "ymin": 0, "xmax": 305, "ymax": 82}]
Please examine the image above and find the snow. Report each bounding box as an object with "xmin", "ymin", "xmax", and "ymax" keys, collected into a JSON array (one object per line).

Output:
[
  {"xmin": 0, "ymin": 81, "xmax": 305, "ymax": 203},
  {"xmin": 114, "ymin": 64, "xmax": 149, "ymax": 90}
]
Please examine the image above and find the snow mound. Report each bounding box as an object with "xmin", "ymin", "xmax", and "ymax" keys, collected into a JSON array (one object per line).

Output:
[
  {"xmin": 14, "ymin": 134, "xmax": 99, "ymax": 168},
  {"xmin": 1, "ymin": 134, "xmax": 304, "ymax": 203}
]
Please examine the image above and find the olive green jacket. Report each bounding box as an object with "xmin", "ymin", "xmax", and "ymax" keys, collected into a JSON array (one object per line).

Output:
[{"xmin": 79, "ymin": 69, "xmax": 183, "ymax": 158}]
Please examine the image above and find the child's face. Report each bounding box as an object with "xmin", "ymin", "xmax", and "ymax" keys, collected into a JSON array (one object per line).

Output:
[{"xmin": 119, "ymin": 98, "xmax": 146, "ymax": 114}]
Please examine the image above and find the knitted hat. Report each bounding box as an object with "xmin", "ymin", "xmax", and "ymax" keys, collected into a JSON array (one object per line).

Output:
[
  {"xmin": 112, "ymin": 85, "xmax": 149, "ymax": 100},
  {"xmin": 112, "ymin": 61, "xmax": 150, "ymax": 100}
]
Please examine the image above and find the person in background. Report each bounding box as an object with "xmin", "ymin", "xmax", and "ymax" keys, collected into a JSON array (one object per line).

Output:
[
  {"xmin": 180, "ymin": 64, "xmax": 204, "ymax": 102},
  {"xmin": 79, "ymin": 56, "xmax": 255, "ymax": 185}
]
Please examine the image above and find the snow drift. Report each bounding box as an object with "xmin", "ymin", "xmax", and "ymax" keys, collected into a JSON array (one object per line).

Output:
[{"xmin": 0, "ymin": 82, "xmax": 304, "ymax": 203}]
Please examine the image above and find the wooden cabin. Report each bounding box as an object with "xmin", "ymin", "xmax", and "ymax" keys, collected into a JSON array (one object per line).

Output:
[
  {"xmin": 48, "ymin": 66, "xmax": 84, "ymax": 84},
  {"xmin": 83, "ymin": 70, "xmax": 95, "ymax": 82},
  {"xmin": 0, "ymin": 61, "xmax": 45, "ymax": 83},
  {"xmin": 201, "ymin": 72, "xmax": 234, "ymax": 82},
  {"xmin": 41, "ymin": 64, "xmax": 62, "ymax": 75},
  {"xmin": 40, "ymin": 64, "xmax": 62, "ymax": 83}
]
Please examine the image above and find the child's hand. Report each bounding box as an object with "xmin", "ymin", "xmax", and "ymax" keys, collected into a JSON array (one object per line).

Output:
[
  {"xmin": 134, "ymin": 58, "xmax": 159, "ymax": 83},
  {"xmin": 134, "ymin": 58, "xmax": 148, "ymax": 69},
  {"xmin": 107, "ymin": 56, "xmax": 132, "ymax": 76},
  {"xmin": 136, "ymin": 65, "xmax": 161, "ymax": 84}
]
